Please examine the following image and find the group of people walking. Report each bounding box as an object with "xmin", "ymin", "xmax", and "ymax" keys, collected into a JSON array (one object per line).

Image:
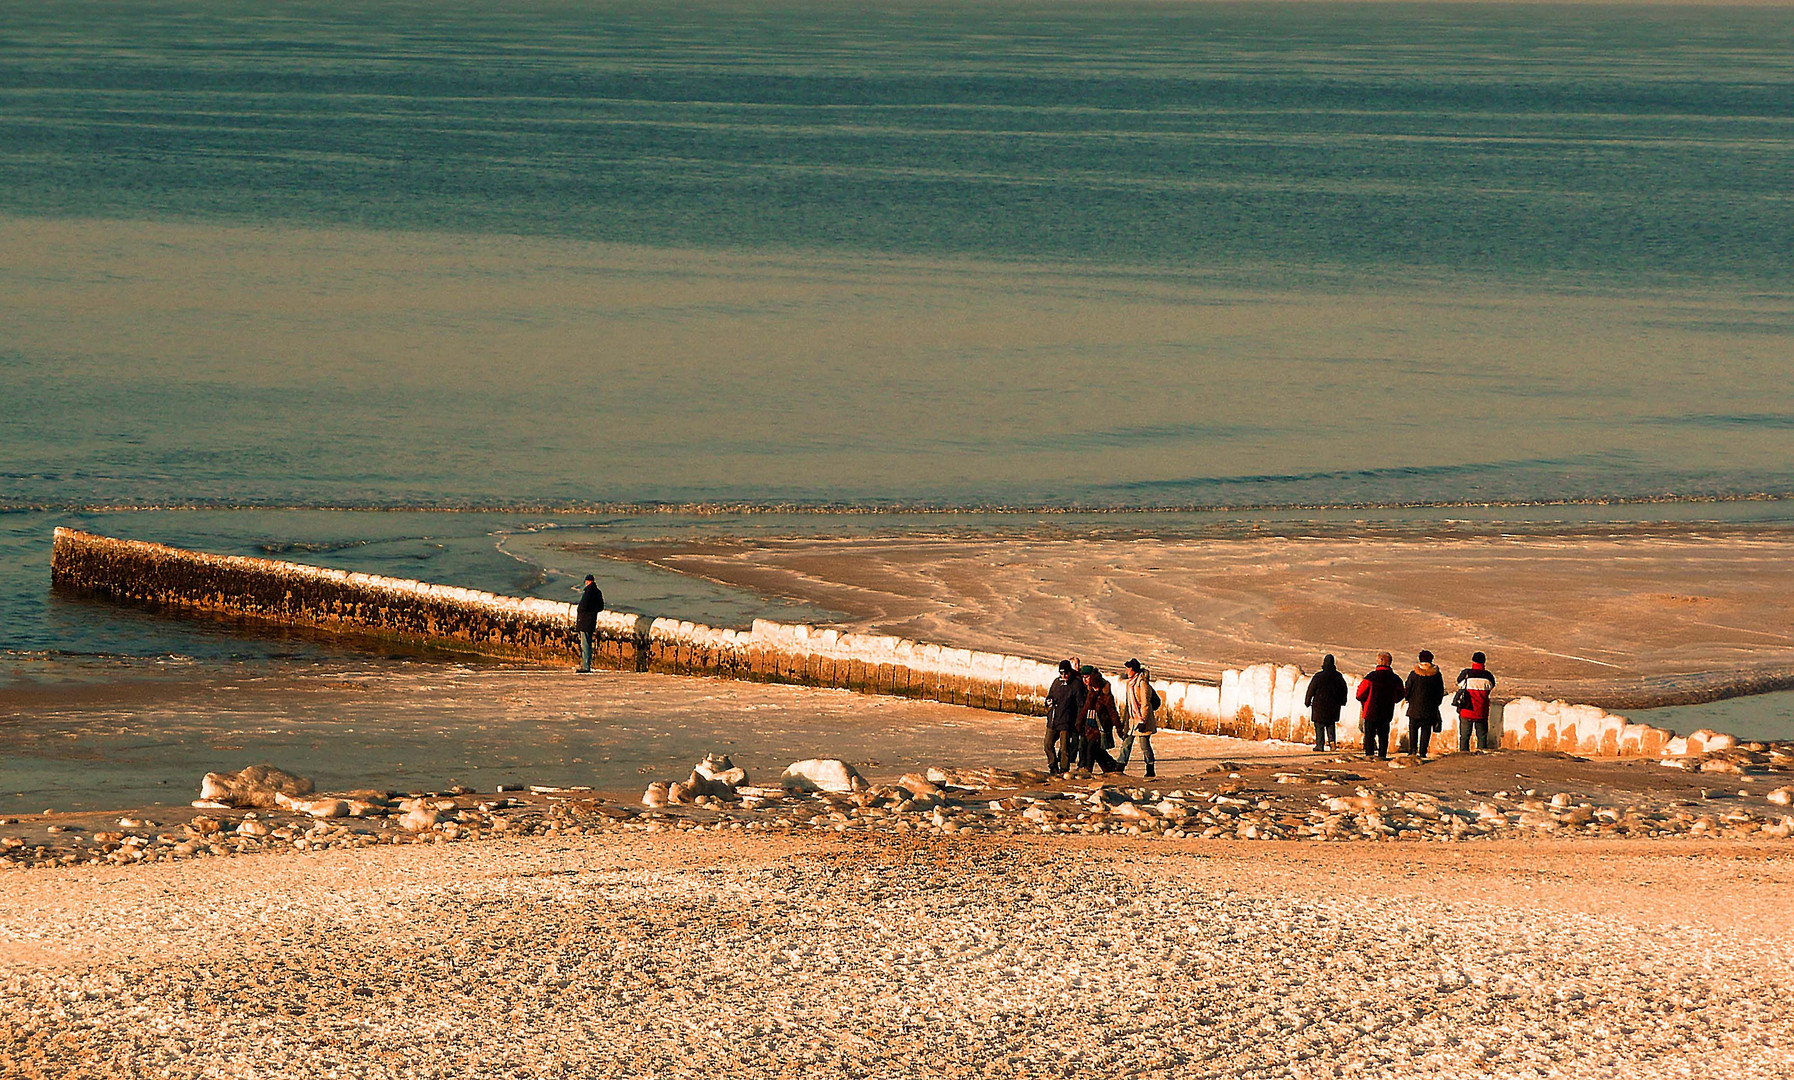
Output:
[
  {"xmin": 1045, "ymin": 659, "xmax": 1162, "ymax": 778},
  {"xmin": 1042, "ymin": 649, "xmax": 1495, "ymax": 778},
  {"xmin": 1044, "ymin": 650, "xmax": 1496, "ymax": 780},
  {"xmin": 1304, "ymin": 650, "xmax": 1497, "ymax": 760}
]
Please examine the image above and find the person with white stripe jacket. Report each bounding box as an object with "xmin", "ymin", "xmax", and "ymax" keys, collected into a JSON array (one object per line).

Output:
[{"xmin": 1455, "ymin": 652, "xmax": 1497, "ymax": 751}]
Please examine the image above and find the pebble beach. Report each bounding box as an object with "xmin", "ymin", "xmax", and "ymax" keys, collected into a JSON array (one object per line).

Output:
[
  {"xmin": 4, "ymin": 737, "xmax": 1794, "ymax": 1078},
  {"xmin": 4, "ymin": 827, "xmax": 1791, "ymax": 1079}
]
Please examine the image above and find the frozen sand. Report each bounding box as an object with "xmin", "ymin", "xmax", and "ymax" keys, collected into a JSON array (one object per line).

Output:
[
  {"xmin": 603, "ymin": 530, "xmax": 1794, "ymax": 708},
  {"xmin": 2, "ymin": 831, "xmax": 1791, "ymax": 1079}
]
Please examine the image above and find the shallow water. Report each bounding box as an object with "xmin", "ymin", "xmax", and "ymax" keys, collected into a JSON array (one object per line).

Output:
[
  {"xmin": 1635, "ymin": 691, "xmax": 1794, "ymax": 746},
  {"xmin": 0, "ymin": 666, "xmax": 1099, "ymax": 812}
]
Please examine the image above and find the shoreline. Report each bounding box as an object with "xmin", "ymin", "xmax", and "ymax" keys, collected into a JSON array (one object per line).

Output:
[
  {"xmin": 7, "ymin": 736, "xmax": 1791, "ymax": 871},
  {"xmin": 9, "ymin": 493, "xmax": 1794, "ymax": 516}
]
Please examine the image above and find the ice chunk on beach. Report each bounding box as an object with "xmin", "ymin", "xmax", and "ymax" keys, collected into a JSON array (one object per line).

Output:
[{"xmin": 781, "ymin": 759, "xmax": 865, "ymax": 793}]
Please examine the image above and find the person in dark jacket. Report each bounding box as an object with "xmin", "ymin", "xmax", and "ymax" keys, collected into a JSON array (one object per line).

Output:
[
  {"xmin": 1403, "ymin": 650, "xmax": 1446, "ymax": 759},
  {"xmin": 1303, "ymin": 654, "xmax": 1348, "ymax": 751},
  {"xmin": 575, "ymin": 575, "xmax": 604, "ymax": 673},
  {"xmin": 1077, "ymin": 666, "xmax": 1124, "ymax": 778},
  {"xmin": 1455, "ymin": 651, "xmax": 1497, "ymax": 751},
  {"xmin": 1045, "ymin": 660, "xmax": 1085, "ymax": 776},
  {"xmin": 1355, "ymin": 652, "xmax": 1404, "ymax": 760}
]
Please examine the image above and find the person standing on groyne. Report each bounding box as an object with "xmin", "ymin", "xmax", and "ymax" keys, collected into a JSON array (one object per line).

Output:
[
  {"xmin": 1045, "ymin": 660, "xmax": 1084, "ymax": 776},
  {"xmin": 1355, "ymin": 652, "xmax": 1404, "ymax": 761},
  {"xmin": 1403, "ymin": 650, "xmax": 1446, "ymax": 759},
  {"xmin": 1304, "ymin": 654, "xmax": 1348, "ymax": 752},
  {"xmin": 575, "ymin": 575, "xmax": 605, "ymax": 673},
  {"xmin": 1118, "ymin": 658, "xmax": 1158, "ymax": 778},
  {"xmin": 1455, "ymin": 651, "xmax": 1497, "ymax": 751},
  {"xmin": 1077, "ymin": 666, "xmax": 1124, "ymax": 778}
]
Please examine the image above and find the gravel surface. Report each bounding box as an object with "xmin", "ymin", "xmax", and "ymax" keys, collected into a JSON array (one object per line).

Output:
[
  {"xmin": 3, "ymin": 829, "xmax": 1791, "ymax": 1079},
  {"xmin": 7, "ymin": 745, "xmax": 1793, "ymax": 870}
]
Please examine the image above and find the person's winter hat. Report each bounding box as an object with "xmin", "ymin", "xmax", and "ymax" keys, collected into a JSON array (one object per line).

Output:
[
  {"xmin": 1079, "ymin": 665, "xmax": 1098, "ymax": 677},
  {"xmin": 1059, "ymin": 660, "xmax": 1075, "ymax": 675}
]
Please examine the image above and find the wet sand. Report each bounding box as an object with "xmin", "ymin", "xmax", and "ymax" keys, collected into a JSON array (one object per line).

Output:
[
  {"xmin": 0, "ymin": 664, "xmax": 1311, "ymax": 814},
  {"xmin": 596, "ymin": 529, "xmax": 1794, "ymax": 708}
]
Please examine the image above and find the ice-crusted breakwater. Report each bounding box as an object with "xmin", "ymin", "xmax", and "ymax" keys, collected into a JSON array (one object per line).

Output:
[{"xmin": 50, "ymin": 528, "xmax": 1715, "ymax": 758}]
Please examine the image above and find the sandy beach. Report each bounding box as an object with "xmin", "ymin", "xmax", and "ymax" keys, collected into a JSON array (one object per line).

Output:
[
  {"xmin": 4, "ymin": 826, "xmax": 1792, "ymax": 1079},
  {"xmin": 594, "ymin": 529, "xmax": 1794, "ymax": 708}
]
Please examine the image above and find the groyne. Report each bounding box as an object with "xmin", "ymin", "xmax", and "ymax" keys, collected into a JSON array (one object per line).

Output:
[{"xmin": 50, "ymin": 528, "xmax": 1715, "ymax": 758}]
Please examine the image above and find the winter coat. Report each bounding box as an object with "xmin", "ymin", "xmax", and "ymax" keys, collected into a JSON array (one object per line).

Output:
[
  {"xmin": 1046, "ymin": 676, "xmax": 1086, "ymax": 733},
  {"xmin": 1456, "ymin": 664, "xmax": 1496, "ymax": 721},
  {"xmin": 1355, "ymin": 665, "xmax": 1405, "ymax": 724},
  {"xmin": 1124, "ymin": 670, "xmax": 1158, "ymax": 734},
  {"xmin": 1304, "ymin": 665, "xmax": 1349, "ymax": 722},
  {"xmin": 1404, "ymin": 663, "xmax": 1446, "ymax": 723},
  {"xmin": 576, "ymin": 583, "xmax": 605, "ymax": 634},
  {"xmin": 1083, "ymin": 679, "xmax": 1120, "ymax": 738}
]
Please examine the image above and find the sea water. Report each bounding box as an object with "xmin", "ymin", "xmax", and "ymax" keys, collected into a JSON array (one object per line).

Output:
[
  {"xmin": 3, "ymin": 1, "xmax": 1794, "ymax": 791},
  {"xmin": 3, "ymin": 0, "xmax": 1792, "ymax": 514}
]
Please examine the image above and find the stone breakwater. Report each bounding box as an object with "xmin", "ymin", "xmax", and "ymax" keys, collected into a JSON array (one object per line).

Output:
[{"xmin": 50, "ymin": 528, "xmax": 1708, "ymax": 757}]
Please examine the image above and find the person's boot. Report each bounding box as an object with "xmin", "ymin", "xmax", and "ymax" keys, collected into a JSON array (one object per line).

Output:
[{"xmin": 1144, "ymin": 763, "xmax": 1155, "ymax": 778}]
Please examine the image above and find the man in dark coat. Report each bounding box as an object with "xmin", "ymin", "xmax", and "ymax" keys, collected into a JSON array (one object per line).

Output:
[
  {"xmin": 1355, "ymin": 652, "xmax": 1404, "ymax": 760},
  {"xmin": 575, "ymin": 575, "xmax": 604, "ymax": 673},
  {"xmin": 1045, "ymin": 660, "xmax": 1085, "ymax": 776},
  {"xmin": 1303, "ymin": 654, "xmax": 1348, "ymax": 751},
  {"xmin": 1403, "ymin": 650, "xmax": 1446, "ymax": 759}
]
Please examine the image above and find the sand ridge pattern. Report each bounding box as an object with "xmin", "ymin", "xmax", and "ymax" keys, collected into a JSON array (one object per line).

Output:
[
  {"xmin": 2, "ymin": 834, "xmax": 1792, "ymax": 1079},
  {"xmin": 601, "ymin": 530, "xmax": 1794, "ymax": 708}
]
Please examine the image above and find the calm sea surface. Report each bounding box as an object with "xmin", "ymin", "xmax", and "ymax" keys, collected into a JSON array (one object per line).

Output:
[
  {"xmin": 4, "ymin": 0, "xmax": 1793, "ymax": 512},
  {"xmin": 3, "ymin": 1, "xmax": 1794, "ymax": 777}
]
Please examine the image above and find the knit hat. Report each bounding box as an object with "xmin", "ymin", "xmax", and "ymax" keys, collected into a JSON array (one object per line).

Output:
[{"xmin": 1079, "ymin": 665, "xmax": 1098, "ymax": 677}]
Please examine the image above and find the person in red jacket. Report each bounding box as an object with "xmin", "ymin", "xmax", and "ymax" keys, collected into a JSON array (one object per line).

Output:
[
  {"xmin": 1455, "ymin": 651, "xmax": 1497, "ymax": 751},
  {"xmin": 1355, "ymin": 652, "xmax": 1405, "ymax": 761}
]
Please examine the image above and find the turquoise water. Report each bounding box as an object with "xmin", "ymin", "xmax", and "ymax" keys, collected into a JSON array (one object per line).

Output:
[
  {"xmin": 4, "ymin": 1, "xmax": 1794, "ymax": 740},
  {"xmin": 3, "ymin": 0, "xmax": 1793, "ymax": 511},
  {"xmin": 6, "ymin": 0, "xmax": 1792, "ymax": 283}
]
